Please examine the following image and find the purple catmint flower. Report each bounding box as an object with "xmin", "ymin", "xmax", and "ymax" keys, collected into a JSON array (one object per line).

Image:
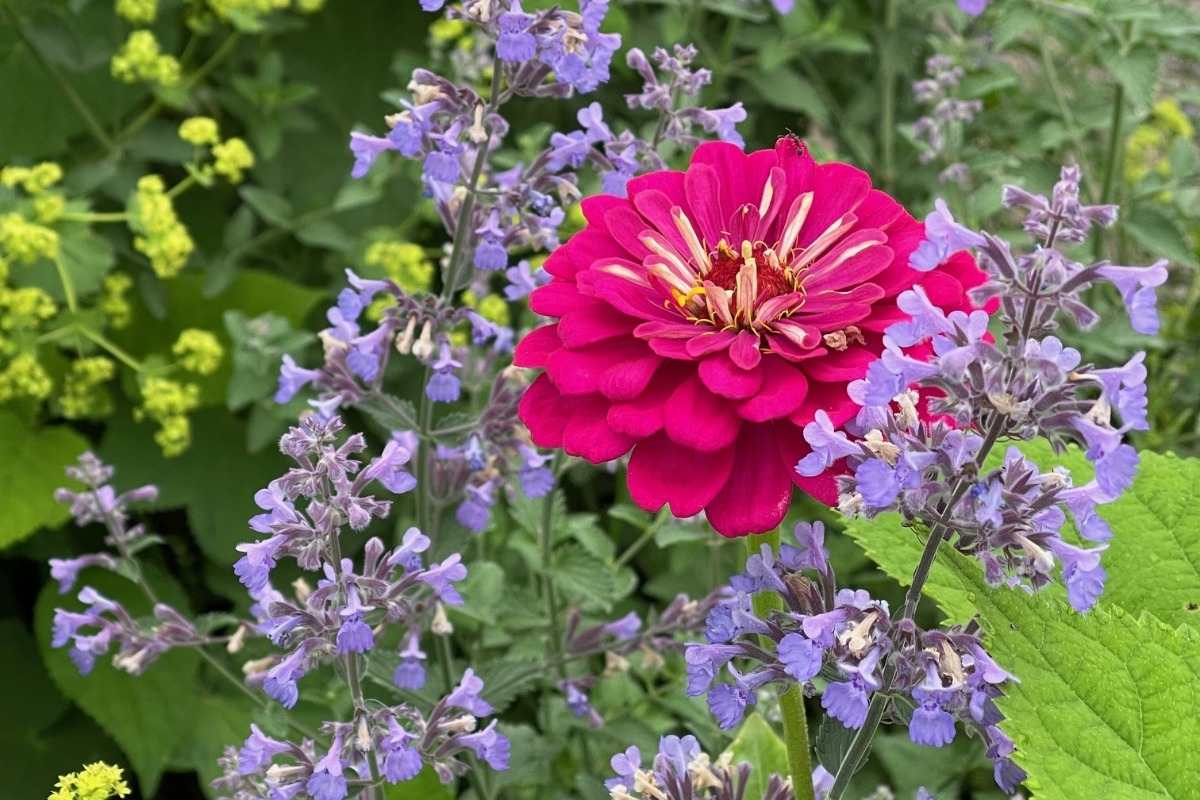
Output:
[
  {"xmin": 707, "ymin": 681, "xmax": 755, "ymax": 729},
  {"xmin": 381, "ymin": 726, "xmax": 422, "ymax": 783},
  {"xmin": 958, "ymin": 0, "xmax": 990, "ymax": 15},
  {"xmin": 503, "ymin": 259, "xmax": 548, "ymax": 301},
  {"xmin": 335, "ymin": 587, "xmax": 374, "ymax": 654},
  {"xmin": 446, "ymin": 668, "xmax": 493, "ymax": 716},
  {"xmin": 306, "ymin": 738, "xmax": 348, "ymax": 800},
  {"xmin": 426, "ymin": 371, "xmax": 461, "ymax": 403},
  {"xmin": 238, "ymin": 725, "xmax": 290, "ymax": 774},
  {"xmin": 910, "ymin": 199, "xmax": 986, "ymax": 271},
  {"xmin": 822, "ymin": 674, "xmax": 872, "ymax": 729},
  {"xmin": 605, "ymin": 746, "xmax": 640, "ymax": 790},
  {"xmin": 910, "ymin": 689, "xmax": 957, "ymax": 746},
  {"xmin": 393, "ymin": 631, "xmax": 426, "ymax": 689},
  {"xmin": 456, "ymin": 720, "xmax": 511, "ymax": 770},
  {"xmin": 48, "ymin": 554, "xmax": 119, "ymax": 594},
  {"xmin": 517, "ymin": 444, "xmax": 554, "ymax": 498},
  {"xmin": 796, "ymin": 411, "xmax": 862, "ymax": 476},
  {"xmin": 361, "ymin": 436, "xmax": 418, "ymax": 494},
  {"xmin": 349, "ymin": 133, "xmax": 396, "ymax": 179},
  {"xmin": 474, "ymin": 236, "xmax": 507, "ymax": 272},
  {"xmin": 496, "ymin": 5, "xmax": 537, "ymax": 62},
  {"xmin": 778, "ymin": 633, "xmax": 823, "ymax": 681},
  {"xmin": 422, "ymin": 150, "xmax": 460, "ymax": 185},
  {"xmin": 780, "ymin": 520, "xmax": 830, "ymax": 574},
  {"xmin": 1096, "ymin": 262, "xmax": 1169, "ymax": 335},
  {"xmin": 455, "ymin": 481, "xmax": 495, "ymax": 532}
]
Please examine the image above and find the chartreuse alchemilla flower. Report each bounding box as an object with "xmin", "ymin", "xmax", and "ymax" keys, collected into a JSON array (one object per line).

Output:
[
  {"xmin": 179, "ymin": 116, "xmax": 221, "ymax": 147},
  {"xmin": 172, "ymin": 328, "xmax": 224, "ymax": 374},
  {"xmin": 99, "ymin": 273, "xmax": 134, "ymax": 329},
  {"xmin": 0, "ymin": 212, "xmax": 59, "ymax": 263},
  {"xmin": 364, "ymin": 240, "xmax": 434, "ymax": 293},
  {"xmin": 128, "ymin": 175, "xmax": 194, "ymax": 278},
  {"xmin": 48, "ymin": 761, "xmax": 130, "ymax": 800},
  {"xmin": 1, "ymin": 286, "xmax": 57, "ymax": 330},
  {"xmin": 110, "ymin": 30, "xmax": 180, "ymax": 86},
  {"xmin": 135, "ymin": 376, "xmax": 200, "ymax": 456},
  {"xmin": 208, "ymin": 0, "xmax": 290, "ymax": 24},
  {"xmin": 1125, "ymin": 98, "xmax": 1196, "ymax": 184},
  {"xmin": 0, "ymin": 352, "xmax": 53, "ymax": 401},
  {"xmin": 212, "ymin": 137, "xmax": 255, "ymax": 184},
  {"xmin": 1, "ymin": 161, "xmax": 63, "ymax": 195},
  {"xmin": 115, "ymin": 0, "xmax": 157, "ymax": 23},
  {"xmin": 59, "ymin": 357, "xmax": 117, "ymax": 420}
]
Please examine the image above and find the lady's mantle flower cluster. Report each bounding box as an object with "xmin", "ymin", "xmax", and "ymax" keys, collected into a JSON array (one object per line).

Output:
[
  {"xmin": 48, "ymin": 762, "xmax": 131, "ymax": 800},
  {"xmin": 800, "ymin": 166, "xmax": 1163, "ymax": 612},
  {"xmin": 685, "ymin": 523, "xmax": 1026, "ymax": 794},
  {"xmin": 604, "ymin": 735, "xmax": 794, "ymax": 800},
  {"xmin": 50, "ymin": 454, "xmax": 214, "ymax": 676}
]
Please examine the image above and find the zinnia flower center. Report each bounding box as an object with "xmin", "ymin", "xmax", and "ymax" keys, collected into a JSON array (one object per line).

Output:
[{"xmin": 704, "ymin": 239, "xmax": 796, "ymax": 303}]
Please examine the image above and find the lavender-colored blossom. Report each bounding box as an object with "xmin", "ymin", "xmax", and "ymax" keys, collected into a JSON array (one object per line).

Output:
[
  {"xmin": 349, "ymin": 133, "xmax": 396, "ymax": 179},
  {"xmin": 910, "ymin": 199, "xmax": 985, "ymax": 271},
  {"xmin": 910, "ymin": 689, "xmax": 957, "ymax": 746}
]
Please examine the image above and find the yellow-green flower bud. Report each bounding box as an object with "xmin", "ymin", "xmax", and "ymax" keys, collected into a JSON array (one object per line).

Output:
[
  {"xmin": 212, "ymin": 138, "xmax": 254, "ymax": 184},
  {"xmin": 1, "ymin": 286, "xmax": 57, "ymax": 330},
  {"xmin": 179, "ymin": 117, "xmax": 221, "ymax": 146},
  {"xmin": 116, "ymin": 0, "xmax": 158, "ymax": 24},
  {"xmin": 0, "ymin": 352, "xmax": 52, "ymax": 401},
  {"xmin": 48, "ymin": 761, "xmax": 131, "ymax": 800},
  {"xmin": 136, "ymin": 376, "xmax": 200, "ymax": 455},
  {"xmin": 364, "ymin": 241, "xmax": 433, "ymax": 294},
  {"xmin": 129, "ymin": 175, "xmax": 194, "ymax": 278},
  {"xmin": 111, "ymin": 31, "xmax": 181, "ymax": 87},
  {"xmin": 477, "ymin": 294, "xmax": 510, "ymax": 327},
  {"xmin": 172, "ymin": 328, "xmax": 224, "ymax": 374},
  {"xmin": 59, "ymin": 357, "xmax": 117, "ymax": 420},
  {"xmin": 0, "ymin": 213, "xmax": 60, "ymax": 263},
  {"xmin": 99, "ymin": 273, "xmax": 134, "ymax": 329},
  {"xmin": 1, "ymin": 162, "xmax": 63, "ymax": 195}
]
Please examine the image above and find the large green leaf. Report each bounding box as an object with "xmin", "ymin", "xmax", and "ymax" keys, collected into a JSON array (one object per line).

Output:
[
  {"xmin": 845, "ymin": 458, "xmax": 1200, "ymax": 798},
  {"xmin": 725, "ymin": 713, "xmax": 789, "ymax": 800},
  {"xmin": 34, "ymin": 566, "xmax": 202, "ymax": 795},
  {"xmin": 0, "ymin": 412, "xmax": 89, "ymax": 549},
  {"xmin": 99, "ymin": 408, "xmax": 289, "ymax": 565}
]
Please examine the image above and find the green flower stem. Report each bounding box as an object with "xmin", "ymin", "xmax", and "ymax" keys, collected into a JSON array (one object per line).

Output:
[
  {"xmin": 439, "ymin": 58, "xmax": 503, "ymax": 301},
  {"xmin": 540, "ymin": 454, "xmax": 567, "ymax": 678},
  {"xmin": 878, "ymin": 0, "xmax": 899, "ymax": 191},
  {"xmin": 60, "ymin": 212, "xmax": 127, "ymax": 224},
  {"xmin": 116, "ymin": 33, "xmax": 240, "ymax": 145},
  {"xmin": 53, "ymin": 255, "xmax": 79, "ymax": 313},
  {"xmin": 746, "ymin": 529, "xmax": 816, "ymax": 800},
  {"xmin": 75, "ymin": 325, "xmax": 143, "ymax": 371},
  {"xmin": 165, "ymin": 174, "xmax": 199, "ymax": 201},
  {"xmin": 3, "ymin": 5, "xmax": 117, "ymax": 155}
]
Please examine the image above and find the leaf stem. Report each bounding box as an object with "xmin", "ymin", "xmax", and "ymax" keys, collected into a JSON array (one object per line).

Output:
[
  {"xmin": 1095, "ymin": 82, "xmax": 1125, "ymax": 260},
  {"xmin": 746, "ymin": 530, "xmax": 815, "ymax": 800},
  {"xmin": 3, "ymin": 5, "xmax": 117, "ymax": 154},
  {"xmin": 878, "ymin": 0, "xmax": 899, "ymax": 190}
]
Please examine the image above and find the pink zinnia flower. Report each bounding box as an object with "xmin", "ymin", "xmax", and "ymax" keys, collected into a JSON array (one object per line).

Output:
[{"xmin": 514, "ymin": 139, "xmax": 987, "ymax": 537}]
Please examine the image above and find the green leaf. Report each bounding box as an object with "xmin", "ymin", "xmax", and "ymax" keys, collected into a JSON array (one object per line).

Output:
[
  {"xmin": 725, "ymin": 713, "xmax": 789, "ymax": 800},
  {"xmin": 35, "ymin": 567, "xmax": 201, "ymax": 795},
  {"xmin": 746, "ymin": 69, "xmax": 827, "ymax": 122},
  {"xmin": 551, "ymin": 544, "xmax": 615, "ymax": 610},
  {"xmin": 383, "ymin": 766, "xmax": 454, "ymax": 799},
  {"xmin": 455, "ymin": 560, "xmax": 506, "ymax": 625},
  {"xmin": 1100, "ymin": 45, "xmax": 1161, "ymax": 108},
  {"xmin": 99, "ymin": 408, "xmax": 290, "ymax": 565},
  {"xmin": 1124, "ymin": 206, "xmax": 1197, "ymax": 267},
  {"xmin": 238, "ymin": 186, "xmax": 294, "ymax": 226},
  {"xmin": 172, "ymin": 692, "xmax": 255, "ymax": 795},
  {"xmin": 0, "ymin": 413, "xmax": 89, "ymax": 549}
]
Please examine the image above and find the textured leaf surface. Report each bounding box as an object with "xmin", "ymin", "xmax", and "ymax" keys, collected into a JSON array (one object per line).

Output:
[
  {"xmin": 0, "ymin": 413, "xmax": 89, "ymax": 549},
  {"xmin": 726, "ymin": 713, "xmax": 789, "ymax": 800},
  {"xmin": 34, "ymin": 567, "xmax": 201, "ymax": 794},
  {"xmin": 847, "ymin": 516, "xmax": 1200, "ymax": 798}
]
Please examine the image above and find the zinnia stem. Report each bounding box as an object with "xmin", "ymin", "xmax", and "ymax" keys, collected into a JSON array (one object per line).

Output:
[{"xmin": 746, "ymin": 529, "xmax": 816, "ymax": 800}]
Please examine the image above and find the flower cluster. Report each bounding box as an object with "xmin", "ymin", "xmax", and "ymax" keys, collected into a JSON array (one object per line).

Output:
[
  {"xmin": 214, "ymin": 669, "xmax": 510, "ymax": 799},
  {"xmin": 48, "ymin": 762, "xmax": 131, "ymax": 800},
  {"xmin": 50, "ymin": 454, "xmax": 216, "ymax": 676},
  {"xmin": 127, "ymin": 174, "xmax": 195, "ymax": 278},
  {"xmin": 516, "ymin": 137, "xmax": 990, "ymax": 536},
  {"xmin": 110, "ymin": 30, "xmax": 181, "ymax": 86},
  {"xmin": 911, "ymin": 55, "xmax": 981, "ymax": 184},
  {"xmin": 216, "ymin": 415, "xmax": 510, "ymax": 797},
  {"xmin": 801, "ymin": 166, "xmax": 1163, "ymax": 611},
  {"xmin": 604, "ymin": 735, "xmax": 794, "ymax": 800},
  {"xmin": 545, "ymin": 45, "xmax": 748, "ymax": 197},
  {"xmin": 686, "ymin": 522, "xmax": 1026, "ymax": 793},
  {"xmin": 557, "ymin": 588, "xmax": 731, "ymax": 724}
]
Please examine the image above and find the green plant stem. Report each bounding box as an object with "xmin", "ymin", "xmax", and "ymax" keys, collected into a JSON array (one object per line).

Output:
[
  {"xmin": 878, "ymin": 0, "xmax": 899, "ymax": 191},
  {"xmin": 613, "ymin": 510, "xmax": 669, "ymax": 568},
  {"xmin": 746, "ymin": 531, "xmax": 815, "ymax": 800},
  {"xmin": 60, "ymin": 212, "xmax": 127, "ymax": 224},
  {"xmin": 540, "ymin": 455, "xmax": 566, "ymax": 679},
  {"xmin": 53, "ymin": 255, "xmax": 78, "ymax": 313},
  {"xmin": 3, "ymin": 5, "xmax": 117, "ymax": 154},
  {"xmin": 165, "ymin": 174, "xmax": 198, "ymax": 201},
  {"xmin": 75, "ymin": 325, "xmax": 143, "ymax": 371},
  {"xmin": 117, "ymin": 33, "xmax": 241, "ymax": 144},
  {"xmin": 828, "ymin": 416, "xmax": 1007, "ymax": 799},
  {"xmin": 1095, "ymin": 82, "xmax": 1126, "ymax": 260},
  {"xmin": 415, "ymin": 365, "xmax": 436, "ymax": 537},
  {"xmin": 439, "ymin": 59, "xmax": 503, "ymax": 300},
  {"xmin": 1039, "ymin": 39, "xmax": 1083, "ymax": 157}
]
